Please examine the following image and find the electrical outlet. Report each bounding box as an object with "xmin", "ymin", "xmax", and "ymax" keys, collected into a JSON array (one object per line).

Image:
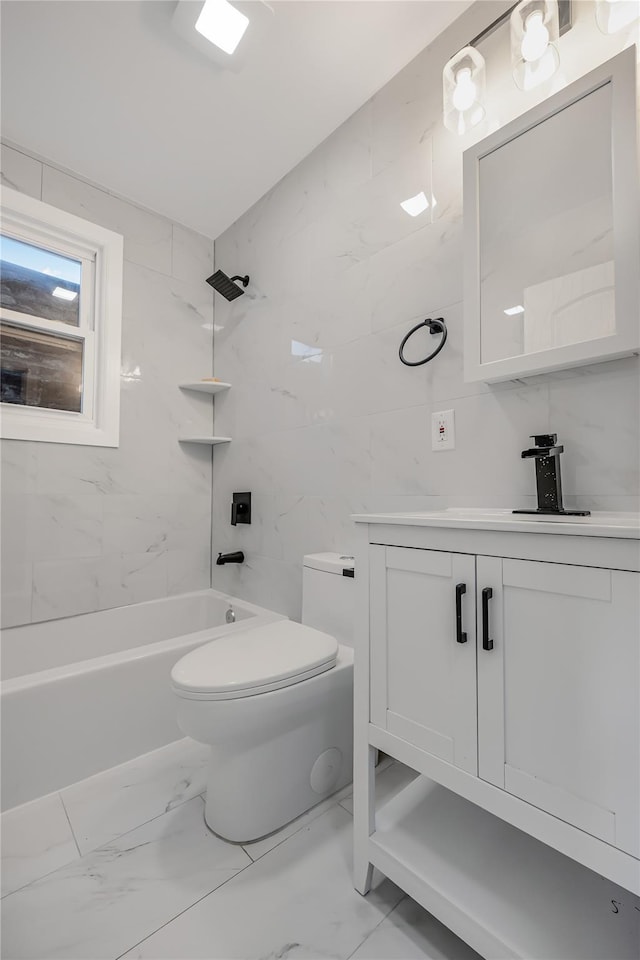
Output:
[{"xmin": 432, "ymin": 409, "xmax": 455, "ymax": 451}]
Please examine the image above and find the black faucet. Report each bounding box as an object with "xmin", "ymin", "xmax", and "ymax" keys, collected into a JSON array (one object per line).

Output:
[
  {"xmin": 216, "ymin": 551, "xmax": 245, "ymax": 565},
  {"xmin": 513, "ymin": 434, "xmax": 590, "ymax": 517}
]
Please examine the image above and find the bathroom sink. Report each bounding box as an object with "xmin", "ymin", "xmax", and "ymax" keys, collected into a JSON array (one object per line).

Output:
[
  {"xmin": 442, "ymin": 508, "xmax": 592, "ymax": 522},
  {"xmin": 444, "ymin": 508, "xmax": 639, "ymax": 526},
  {"xmin": 351, "ymin": 508, "xmax": 640, "ymax": 538}
]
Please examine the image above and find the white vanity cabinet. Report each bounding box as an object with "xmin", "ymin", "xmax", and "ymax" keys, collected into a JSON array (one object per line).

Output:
[
  {"xmin": 370, "ymin": 547, "xmax": 478, "ymax": 776},
  {"xmin": 477, "ymin": 556, "xmax": 639, "ymax": 859},
  {"xmin": 354, "ymin": 512, "xmax": 640, "ymax": 959},
  {"xmin": 371, "ymin": 545, "xmax": 639, "ymax": 857}
]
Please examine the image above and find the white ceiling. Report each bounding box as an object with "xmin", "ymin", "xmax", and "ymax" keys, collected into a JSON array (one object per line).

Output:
[{"xmin": 1, "ymin": 1, "xmax": 472, "ymax": 239}]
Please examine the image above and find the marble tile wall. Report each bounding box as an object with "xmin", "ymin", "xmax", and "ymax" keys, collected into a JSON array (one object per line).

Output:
[
  {"xmin": 211, "ymin": 0, "xmax": 640, "ymax": 619},
  {"xmin": 1, "ymin": 145, "xmax": 215, "ymax": 627}
]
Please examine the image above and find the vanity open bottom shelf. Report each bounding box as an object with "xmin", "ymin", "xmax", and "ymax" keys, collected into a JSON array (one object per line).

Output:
[{"xmin": 369, "ymin": 775, "xmax": 638, "ymax": 960}]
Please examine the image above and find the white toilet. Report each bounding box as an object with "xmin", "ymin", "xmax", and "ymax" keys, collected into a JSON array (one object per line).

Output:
[{"xmin": 171, "ymin": 553, "xmax": 355, "ymax": 843}]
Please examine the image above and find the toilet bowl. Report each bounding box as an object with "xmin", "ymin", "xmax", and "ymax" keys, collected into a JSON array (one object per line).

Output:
[{"xmin": 171, "ymin": 618, "xmax": 354, "ymax": 843}]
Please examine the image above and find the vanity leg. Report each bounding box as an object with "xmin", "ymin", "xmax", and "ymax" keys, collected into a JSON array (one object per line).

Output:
[
  {"xmin": 354, "ymin": 860, "xmax": 374, "ymax": 897},
  {"xmin": 353, "ymin": 528, "xmax": 375, "ymax": 895},
  {"xmin": 353, "ymin": 742, "xmax": 376, "ymax": 895}
]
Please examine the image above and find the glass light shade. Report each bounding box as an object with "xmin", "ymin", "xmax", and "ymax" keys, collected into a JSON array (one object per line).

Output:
[
  {"xmin": 511, "ymin": 0, "xmax": 560, "ymax": 91},
  {"xmin": 443, "ymin": 46, "xmax": 486, "ymax": 136},
  {"xmin": 195, "ymin": 0, "xmax": 249, "ymax": 55},
  {"xmin": 595, "ymin": 0, "xmax": 639, "ymax": 34}
]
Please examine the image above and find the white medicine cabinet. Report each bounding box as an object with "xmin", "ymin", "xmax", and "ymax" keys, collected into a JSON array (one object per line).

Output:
[{"xmin": 463, "ymin": 48, "xmax": 639, "ymax": 383}]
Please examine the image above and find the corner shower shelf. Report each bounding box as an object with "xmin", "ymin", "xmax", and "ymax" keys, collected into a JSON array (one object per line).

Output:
[
  {"xmin": 179, "ymin": 380, "xmax": 231, "ymax": 394},
  {"xmin": 178, "ymin": 380, "xmax": 231, "ymax": 445},
  {"xmin": 178, "ymin": 436, "xmax": 232, "ymax": 445}
]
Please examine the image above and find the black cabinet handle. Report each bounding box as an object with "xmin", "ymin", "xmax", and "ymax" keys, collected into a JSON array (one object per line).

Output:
[
  {"xmin": 455, "ymin": 583, "xmax": 467, "ymax": 643},
  {"xmin": 482, "ymin": 587, "xmax": 494, "ymax": 651}
]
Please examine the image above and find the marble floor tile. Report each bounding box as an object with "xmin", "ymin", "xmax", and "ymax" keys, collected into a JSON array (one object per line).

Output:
[
  {"xmin": 242, "ymin": 780, "xmax": 354, "ymax": 861},
  {"xmin": 1, "ymin": 793, "xmax": 79, "ymax": 898},
  {"xmin": 61, "ymin": 738, "xmax": 209, "ymax": 854},
  {"xmin": 349, "ymin": 895, "xmax": 482, "ymax": 960},
  {"xmin": 123, "ymin": 805, "xmax": 403, "ymax": 959},
  {"xmin": 339, "ymin": 761, "xmax": 419, "ymax": 816},
  {"xmin": 235, "ymin": 758, "xmax": 395, "ymax": 861},
  {"xmin": 1, "ymin": 797, "xmax": 250, "ymax": 960}
]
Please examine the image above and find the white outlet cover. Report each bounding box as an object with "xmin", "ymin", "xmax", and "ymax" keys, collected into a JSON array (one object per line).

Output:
[{"xmin": 432, "ymin": 409, "xmax": 455, "ymax": 451}]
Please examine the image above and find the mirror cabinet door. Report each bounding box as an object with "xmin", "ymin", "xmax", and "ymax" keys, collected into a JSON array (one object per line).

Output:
[
  {"xmin": 479, "ymin": 84, "xmax": 614, "ymax": 364},
  {"xmin": 464, "ymin": 49, "xmax": 639, "ymax": 383}
]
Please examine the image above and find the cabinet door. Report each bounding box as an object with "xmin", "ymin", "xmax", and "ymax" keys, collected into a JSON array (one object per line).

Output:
[
  {"xmin": 477, "ymin": 556, "xmax": 640, "ymax": 858},
  {"xmin": 370, "ymin": 545, "xmax": 477, "ymax": 775}
]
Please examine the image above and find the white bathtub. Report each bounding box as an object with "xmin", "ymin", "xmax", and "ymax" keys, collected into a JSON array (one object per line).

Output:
[{"xmin": 0, "ymin": 589, "xmax": 283, "ymax": 811}]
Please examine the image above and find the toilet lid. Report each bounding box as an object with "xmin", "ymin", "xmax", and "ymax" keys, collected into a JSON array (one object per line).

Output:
[{"xmin": 171, "ymin": 620, "xmax": 338, "ymax": 699}]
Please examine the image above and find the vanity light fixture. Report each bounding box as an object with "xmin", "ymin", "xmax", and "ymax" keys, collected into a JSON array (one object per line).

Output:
[
  {"xmin": 52, "ymin": 286, "xmax": 78, "ymax": 301},
  {"xmin": 400, "ymin": 191, "xmax": 430, "ymax": 217},
  {"xmin": 443, "ymin": 46, "xmax": 486, "ymax": 135},
  {"xmin": 195, "ymin": 0, "xmax": 249, "ymax": 55},
  {"xmin": 595, "ymin": 0, "xmax": 639, "ymax": 34},
  {"xmin": 511, "ymin": 1, "xmax": 560, "ymax": 90},
  {"xmin": 443, "ymin": 0, "xmax": 572, "ymax": 135}
]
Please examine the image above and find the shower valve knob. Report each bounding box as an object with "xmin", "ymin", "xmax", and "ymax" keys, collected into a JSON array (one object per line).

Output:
[{"xmin": 231, "ymin": 492, "xmax": 251, "ymax": 526}]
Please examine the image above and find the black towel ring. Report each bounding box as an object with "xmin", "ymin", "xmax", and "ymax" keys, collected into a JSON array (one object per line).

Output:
[{"xmin": 399, "ymin": 317, "xmax": 447, "ymax": 367}]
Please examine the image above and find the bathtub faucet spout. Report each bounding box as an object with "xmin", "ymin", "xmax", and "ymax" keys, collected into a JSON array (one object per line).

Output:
[{"xmin": 216, "ymin": 551, "xmax": 245, "ymax": 565}]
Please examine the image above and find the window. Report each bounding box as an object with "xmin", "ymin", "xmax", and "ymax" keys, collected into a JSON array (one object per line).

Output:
[{"xmin": 0, "ymin": 188, "xmax": 123, "ymax": 446}]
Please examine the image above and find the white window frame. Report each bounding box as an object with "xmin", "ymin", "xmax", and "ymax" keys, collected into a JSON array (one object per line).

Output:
[{"xmin": 0, "ymin": 187, "xmax": 123, "ymax": 446}]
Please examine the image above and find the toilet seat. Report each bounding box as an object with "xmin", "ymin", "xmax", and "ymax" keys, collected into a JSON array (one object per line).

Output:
[{"xmin": 171, "ymin": 620, "xmax": 338, "ymax": 701}]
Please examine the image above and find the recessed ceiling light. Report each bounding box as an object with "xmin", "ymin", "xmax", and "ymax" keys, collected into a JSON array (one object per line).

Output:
[
  {"xmin": 195, "ymin": 0, "xmax": 249, "ymax": 55},
  {"xmin": 400, "ymin": 192, "xmax": 430, "ymax": 217},
  {"xmin": 504, "ymin": 304, "xmax": 524, "ymax": 315},
  {"xmin": 52, "ymin": 287, "xmax": 78, "ymax": 301}
]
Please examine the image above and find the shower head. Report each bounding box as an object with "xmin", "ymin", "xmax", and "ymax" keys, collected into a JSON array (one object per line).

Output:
[{"xmin": 206, "ymin": 270, "xmax": 250, "ymax": 301}]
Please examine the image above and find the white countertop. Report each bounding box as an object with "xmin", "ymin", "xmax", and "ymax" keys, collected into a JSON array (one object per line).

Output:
[{"xmin": 352, "ymin": 508, "xmax": 640, "ymax": 539}]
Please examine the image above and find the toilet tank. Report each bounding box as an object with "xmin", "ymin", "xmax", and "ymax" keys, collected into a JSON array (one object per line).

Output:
[{"xmin": 302, "ymin": 553, "xmax": 355, "ymax": 648}]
